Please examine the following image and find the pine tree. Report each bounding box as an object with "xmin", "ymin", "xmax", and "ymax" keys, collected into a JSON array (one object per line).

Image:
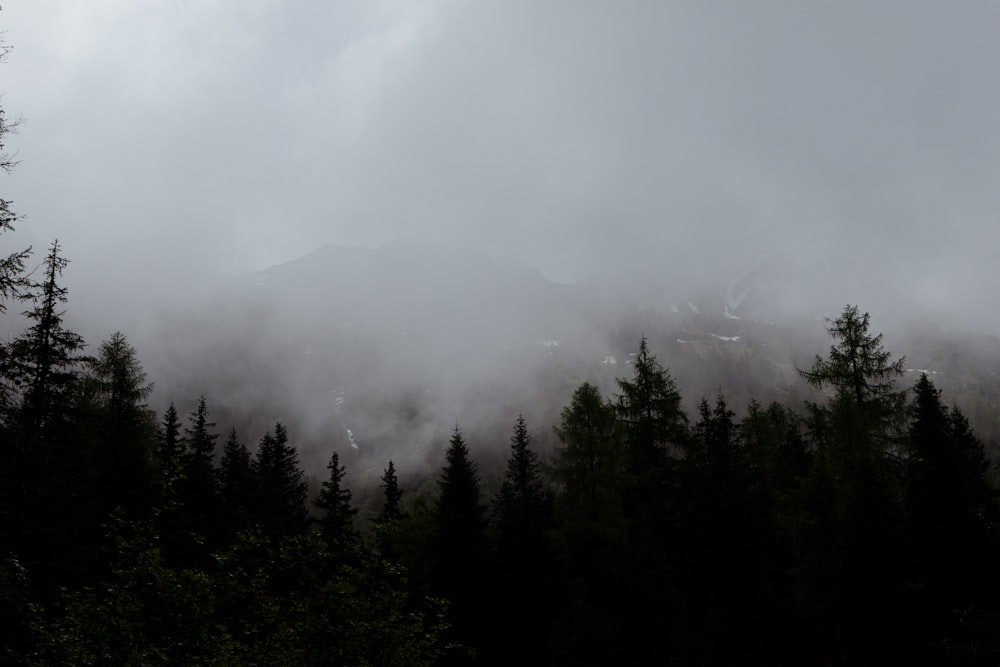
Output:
[
  {"xmin": 491, "ymin": 414, "xmax": 554, "ymax": 663},
  {"xmin": 253, "ymin": 423, "xmax": 309, "ymax": 540},
  {"xmin": 218, "ymin": 427, "xmax": 253, "ymax": 537},
  {"xmin": 434, "ymin": 428, "xmax": 486, "ymax": 559},
  {"xmin": 156, "ymin": 402, "xmax": 184, "ymax": 480},
  {"xmin": 1, "ymin": 241, "xmax": 88, "ymax": 435},
  {"xmin": 794, "ymin": 305, "xmax": 910, "ymax": 661},
  {"xmin": 494, "ymin": 414, "xmax": 549, "ymax": 555},
  {"xmin": 906, "ymin": 375, "xmax": 996, "ymax": 611},
  {"xmin": 377, "ymin": 460, "xmax": 405, "ymax": 526},
  {"xmin": 799, "ymin": 304, "xmax": 907, "ymax": 433},
  {"xmin": 614, "ymin": 336, "xmax": 688, "ymax": 470},
  {"xmin": 181, "ymin": 396, "xmax": 220, "ymax": 540},
  {"xmin": 374, "ymin": 460, "xmax": 406, "ymax": 560},
  {"xmin": 431, "ymin": 427, "xmax": 488, "ymax": 656},
  {"xmin": 551, "ymin": 382, "xmax": 623, "ymax": 524},
  {"xmin": 315, "ymin": 451, "xmax": 357, "ymax": 547},
  {"xmin": 83, "ymin": 332, "xmax": 156, "ymax": 516}
]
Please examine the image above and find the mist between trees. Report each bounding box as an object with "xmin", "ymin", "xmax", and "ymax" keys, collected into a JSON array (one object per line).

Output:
[{"xmin": 2, "ymin": 247, "xmax": 999, "ymax": 664}]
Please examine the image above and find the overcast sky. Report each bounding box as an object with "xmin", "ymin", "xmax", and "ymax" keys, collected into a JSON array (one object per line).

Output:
[{"xmin": 3, "ymin": 1, "xmax": 1000, "ymax": 327}]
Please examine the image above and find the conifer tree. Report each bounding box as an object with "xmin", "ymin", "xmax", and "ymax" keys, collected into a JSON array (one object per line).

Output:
[
  {"xmin": 1, "ymin": 241, "xmax": 87, "ymax": 434},
  {"xmin": 218, "ymin": 427, "xmax": 253, "ymax": 536},
  {"xmin": 431, "ymin": 427, "xmax": 487, "ymax": 655},
  {"xmin": 156, "ymin": 402, "xmax": 184, "ymax": 480},
  {"xmin": 374, "ymin": 460, "xmax": 406, "ymax": 560},
  {"xmin": 494, "ymin": 414, "xmax": 549, "ymax": 555},
  {"xmin": 315, "ymin": 451, "xmax": 357, "ymax": 547},
  {"xmin": 377, "ymin": 460, "xmax": 405, "ymax": 525},
  {"xmin": 83, "ymin": 332, "xmax": 156, "ymax": 516},
  {"xmin": 182, "ymin": 396, "xmax": 220, "ymax": 540},
  {"xmin": 794, "ymin": 305, "xmax": 910, "ymax": 661},
  {"xmin": 551, "ymin": 382, "xmax": 623, "ymax": 523},
  {"xmin": 253, "ymin": 423, "xmax": 309, "ymax": 540},
  {"xmin": 434, "ymin": 427, "xmax": 486, "ymax": 559},
  {"xmin": 615, "ymin": 336, "xmax": 688, "ymax": 470},
  {"xmin": 905, "ymin": 375, "xmax": 996, "ymax": 611}
]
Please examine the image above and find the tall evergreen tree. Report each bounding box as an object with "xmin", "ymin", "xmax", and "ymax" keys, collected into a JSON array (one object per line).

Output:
[
  {"xmin": 315, "ymin": 451, "xmax": 357, "ymax": 547},
  {"xmin": 551, "ymin": 382, "xmax": 623, "ymax": 526},
  {"xmin": 377, "ymin": 460, "xmax": 405, "ymax": 525},
  {"xmin": 491, "ymin": 414, "xmax": 554, "ymax": 665},
  {"xmin": 614, "ymin": 336, "xmax": 688, "ymax": 470},
  {"xmin": 156, "ymin": 402, "xmax": 184, "ymax": 481},
  {"xmin": 374, "ymin": 460, "xmax": 406, "ymax": 560},
  {"xmin": 0, "ymin": 241, "xmax": 89, "ymax": 593},
  {"xmin": 253, "ymin": 423, "xmax": 309, "ymax": 540},
  {"xmin": 432, "ymin": 427, "xmax": 487, "ymax": 656},
  {"xmin": 1, "ymin": 241, "xmax": 87, "ymax": 435},
  {"xmin": 494, "ymin": 414, "xmax": 550, "ymax": 555},
  {"xmin": 82, "ymin": 332, "xmax": 156, "ymax": 516},
  {"xmin": 218, "ymin": 426, "xmax": 253, "ymax": 537},
  {"xmin": 549, "ymin": 382, "xmax": 628, "ymax": 664},
  {"xmin": 181, "ymin": 396, "xmax": 220, "ymax": 542},
  {"xmin": 905, "ymin": 375, "xmax": 997, "ymax": 622},
  {"xmin": 794, "ymin": 305, "xmax": 909, "ymax": 662}
]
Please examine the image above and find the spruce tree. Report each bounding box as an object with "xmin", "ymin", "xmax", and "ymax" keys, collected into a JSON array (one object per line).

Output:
[
  {"xmin": 906, "ymin": 375, "xmax": 996, "ymax": 614},
  {"xmin": 432, "ymin": 427, "xmax": 487, "ymax": 653},
  {"xmin": 315, "ymin": 451, "xmax": 357, "ymax": 547},
  {"xmin": 156, "ymin": 402, "xmax": 184, "ymax": 481},
  {"xmin": 83, "ymin": 332, "xmax": 156, "ymax": 516},
  {"xmin": 434, "ymin": 427, "xmax": 486, "ymax": 561},
  {"xmin": 253, "ymin": 423, "xmax": 309, "ymax": 540},
  {"xmin": 181, "ymin": 396, "xmax": 220, "ymax": 541},
  {"xmin": 614, "ymin": 336, "xmax": 688, "ymax": 470},
  {"xmin": 218, "ymin": 427, "xmax": 253, "ymax": 536},
  {"xmin": 795, "ymin": 305, "xmax": 909, "ymax": 661},
  {"xmin": 377, "ymin": 460, "xmax": 405, "ymax": 525},
  {"xmin": 1, "ymin": 241, "xmax": 88, "ymax": 435},
  {"xmin": 374, "ymin": 460, "xmax": 405, "ymax": 560},
  {"xmin": 494, "ymin": 414, "xmax": 549, "ymax": 556}
]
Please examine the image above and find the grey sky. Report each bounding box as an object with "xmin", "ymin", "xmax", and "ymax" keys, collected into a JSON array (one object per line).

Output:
[{"xmin": 4, "ymin": 1, "xmax": 1000, "ymax": 327}]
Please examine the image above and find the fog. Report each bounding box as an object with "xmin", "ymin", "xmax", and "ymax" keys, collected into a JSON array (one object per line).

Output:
[{"xmin": 4, "ymin": 2, "xmax": 1000, "ymax": 472}]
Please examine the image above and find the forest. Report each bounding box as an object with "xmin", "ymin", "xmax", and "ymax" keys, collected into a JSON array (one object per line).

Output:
[
  {"xmin": 1, "ymin": 239, "xmax": 999, "ymax": 665},
  {"xmin": 3, "ymin": 12, "xmax": 1000, "ymax": 666}
]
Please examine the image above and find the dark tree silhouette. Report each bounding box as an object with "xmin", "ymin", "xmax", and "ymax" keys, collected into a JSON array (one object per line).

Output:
[
  {"xmin": 253, "ymin": 423, "xmax": 309, "ymax": 540},
  {"xmin": 1, "ymin": 241, "xmax": 87, "ymax": 435},
  {"xmin": 156, "ymin": 402, "xmax": 184, "ymax": 481},
  {"xmin": 432, "ymin": 427, "xmax": 487, "ymax": 658},
  {"xmin": 315, "ymin": 450, "xmax": 357, "ymax": 548},
  {"xmin": 217, "ymin": 427, "xmax": 254, "ymax": 543}
]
